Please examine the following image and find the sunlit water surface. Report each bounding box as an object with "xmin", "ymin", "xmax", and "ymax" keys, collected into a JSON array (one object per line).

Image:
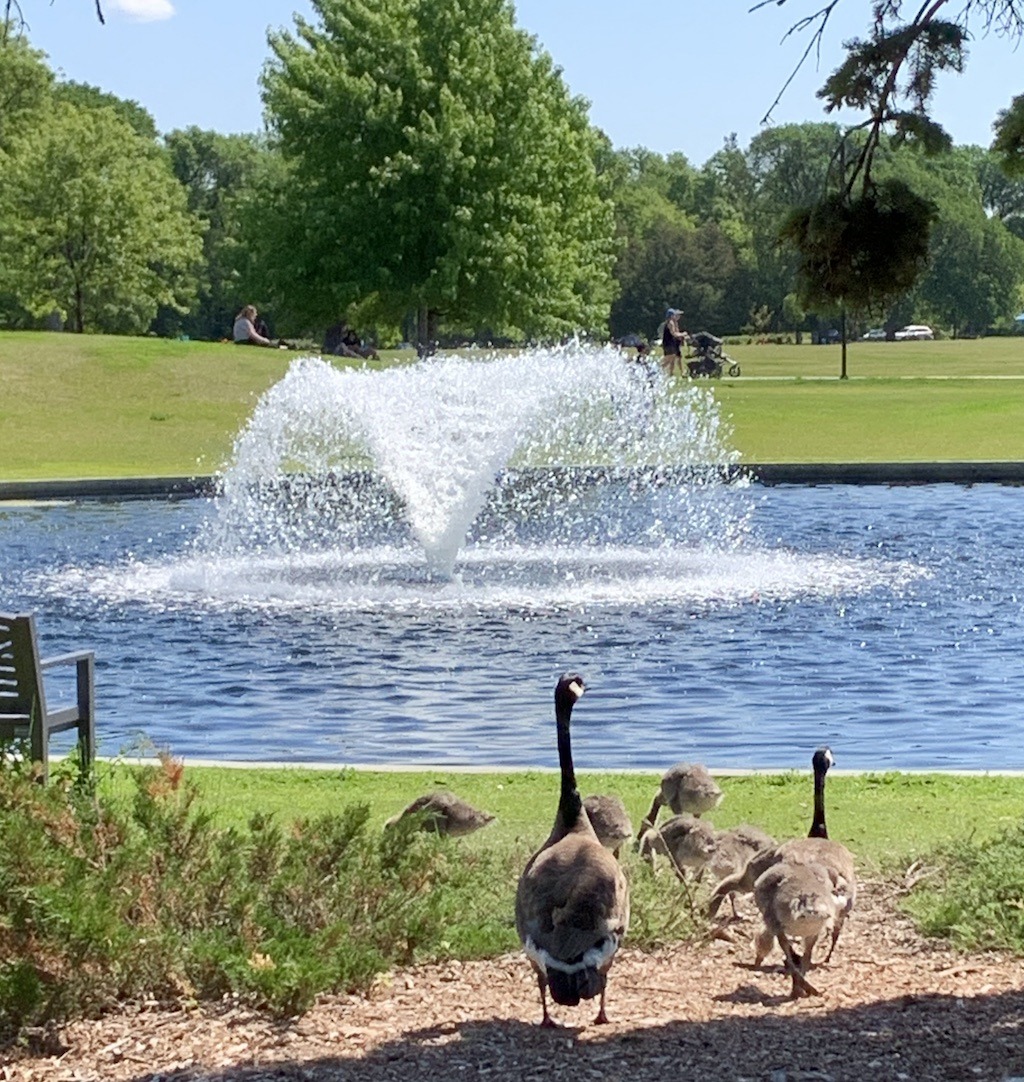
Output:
[{"xmin": 2, "ymin": 482, "xmax": 1021, "ymax": 771}]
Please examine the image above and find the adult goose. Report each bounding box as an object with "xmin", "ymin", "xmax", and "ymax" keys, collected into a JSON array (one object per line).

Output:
[{"xmin": 515, "ymin": 674, "xmax": 630, "ymax": 1027}]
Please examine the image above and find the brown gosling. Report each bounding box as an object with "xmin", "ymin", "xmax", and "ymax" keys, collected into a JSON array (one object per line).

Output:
[
  {"xmin": 752, "ymin": 858, "xmax": 845, "ymax": 998},
  {"xmin": 638, "ymin": 813, "xmax": 717, "ymax": 881},
  {"xmin": 385, "ymin": 790, "xmax": 495, "ymax": 837},
  {"xmin": 640, "ymin": 760, "xmax": 723, "ymax": 833},
  {"xmin": 583, "ymin": 794, "xmax": 634, "ymax": 858}
]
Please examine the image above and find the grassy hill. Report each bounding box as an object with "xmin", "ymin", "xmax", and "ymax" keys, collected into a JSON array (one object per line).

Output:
[{"xmin": 1, "ymin": 330, "xmax": 1022, "ymax": 479}]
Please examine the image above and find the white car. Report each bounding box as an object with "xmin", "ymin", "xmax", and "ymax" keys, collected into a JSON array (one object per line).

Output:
[
  {"xmin": 861, "ymin": 328, "xmax": 887, "ymax": 340},
  {"xmin": 895, "ymin": 324, "xmax": 934, "ymax": 340}
]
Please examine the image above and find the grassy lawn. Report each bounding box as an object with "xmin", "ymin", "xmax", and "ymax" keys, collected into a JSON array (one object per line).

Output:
[
  {"xmin": 2, "ymin": 331, "xmax": 1023, "ymax": 479},
  {"xmin": 111, "ymin": 760, "xmax": 1024, "ymax": 875}
]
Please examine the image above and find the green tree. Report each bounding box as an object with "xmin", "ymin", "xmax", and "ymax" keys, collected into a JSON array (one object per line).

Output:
[
  {"xmin": 0, "ymin": 35, "xmax": 51, "ymax": 152},
  {"xmin": 54, "ymin": 80, "xmax": 158, "ymax": 141},
  {"xmin": 0, "ymin": 100, "xmax": 203, "ymax": 332},
  {"xmin": 610, "ymin": 218, "xmax": 741, "ymax": 340},
  {"xmin": 969, "ymin": 144, "xmax": 1024, "ymax": 241},
  {"xmin": 763, "ymin": 2, "xmax": 1019, "ymax": 371},
  {"xmin": 898, "ymin": 147, "xmax": 1024, "ymax": 334},
  {"xmin": 162, "ymin": 126, "xmax": 269, "ymax": 339},
  {"xmin": 258, "ymin": 0, "xmax": 616, "ymax": 341},
  {"xmin": 745, "ymin": 123, "xmax": 844, "ymax": 330}
]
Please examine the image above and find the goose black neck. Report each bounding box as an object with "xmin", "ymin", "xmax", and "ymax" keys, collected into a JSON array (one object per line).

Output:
[
  {"xmin": 556, "ymin": 693, "xmax": 583, "ymax": 829},
  {"xmin": 809, "ymin": 758, "xmax": 829, "ymax": 839}
]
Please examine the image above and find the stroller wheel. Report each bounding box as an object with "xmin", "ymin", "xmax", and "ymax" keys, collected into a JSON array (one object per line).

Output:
[{"xmin": 728, "ymin": 362, "xmax": 741, "ymax": 377}]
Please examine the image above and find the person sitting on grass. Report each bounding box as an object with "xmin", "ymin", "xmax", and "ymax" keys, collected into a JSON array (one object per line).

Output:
[
  {"xmin": 233, "ymin": 305, "xmax": 276, "ymax": 347},
  {"xmin": 323, "ymin": 321, "xmax": 379, "ymax": 360}
]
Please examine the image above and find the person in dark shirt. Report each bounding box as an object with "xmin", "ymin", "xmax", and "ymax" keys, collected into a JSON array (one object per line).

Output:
[{"xmin": 661, "ymin": 308, "xmax": 688, "ymax": 375}]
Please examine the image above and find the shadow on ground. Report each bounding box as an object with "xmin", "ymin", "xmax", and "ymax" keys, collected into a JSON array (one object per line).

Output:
[{"xmin": 121, "ymin": 986, "xmax": 1024, "ymax": 1081}]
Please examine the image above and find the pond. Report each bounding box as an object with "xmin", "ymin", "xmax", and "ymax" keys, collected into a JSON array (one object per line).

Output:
[{"xmin": 2, "ymin": 480, "xmax": 1021, "ymax": 772}]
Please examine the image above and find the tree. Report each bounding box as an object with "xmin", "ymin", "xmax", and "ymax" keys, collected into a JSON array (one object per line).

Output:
[
  {"xmin": 258, "ymin": 0, "xmax": 616, "ymax": 341},
  {"xmin": 901, "ymin": 147, "xmax": 1024, "ymax": 333},
  {"xmin": 55, "ymin": 80, "xmax": 158, "ymax": 141},
  {"xmin": 746, "ymin": 123, "xmax": 845, "ymax": 329},
  {"xmin": 0, "ymin": 99, "xmax": 203, "ymax": 332},
  {"xmin": 0, "ymin": 34, "xmax": 50, "ymax": 152},
  {"xmin": 162, "ymin": 126, "xmax": 269, "ymax": 339},
  {"xmin": 762, "ymin": 2, "xmax": 1022, "ymax": 179},
  {"xmin": 610, "ymin": 218, "xmax": 741, "ymax": 339},
  {"xmin": 763, "ymin": 2, "xmax": 1022, "ymax": 371}
]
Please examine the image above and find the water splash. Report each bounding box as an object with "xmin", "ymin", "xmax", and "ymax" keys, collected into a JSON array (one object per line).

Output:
[{"xmin": 208, "ymin": 343, "xmax": 744, "ymax": 579}]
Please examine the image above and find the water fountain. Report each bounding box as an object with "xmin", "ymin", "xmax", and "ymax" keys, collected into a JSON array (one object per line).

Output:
[{"xmin": 7, "ymin": 343, "xmax": 1022, "ymax": 770}]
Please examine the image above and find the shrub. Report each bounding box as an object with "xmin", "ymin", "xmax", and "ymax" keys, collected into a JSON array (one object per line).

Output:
[
  {"xmin": 0, "ymin": 755, "xmax": 517, "ymax": 1038},
  {"xmin": 904, "ymin": 821, "xmax": 1024, "ymax": 952}
]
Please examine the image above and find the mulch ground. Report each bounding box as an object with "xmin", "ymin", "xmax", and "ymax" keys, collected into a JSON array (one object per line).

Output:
[{"xmin": 5, "ymin": 877, "xmax": 1024, "ymax": 1082}]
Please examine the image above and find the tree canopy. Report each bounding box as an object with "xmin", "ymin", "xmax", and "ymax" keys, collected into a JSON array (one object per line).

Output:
[
  {"xmin": 0, "ymin": 94, "xmax": 203, "ymax": 332},
  {"xmin": 758, "ymin": 1, "xmax": 1023, "ymax": 342},
  {"xmin": 256, "ymin": 0, "xmax": 616, "ymax": 340}
]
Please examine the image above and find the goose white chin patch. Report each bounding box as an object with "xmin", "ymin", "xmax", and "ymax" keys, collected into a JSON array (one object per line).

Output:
[
  {"xmin": 524, "ymin": 935, "xmax": 619, "ymax": 975},
  {"xmin": 568, "ymin": 679, "xmax": 585, "ymax": 700}
]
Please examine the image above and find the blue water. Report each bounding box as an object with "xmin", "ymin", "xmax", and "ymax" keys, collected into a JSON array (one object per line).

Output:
[{"xmin": 1, "ymin": 483, "xmax": 1022, "ymax": 771}]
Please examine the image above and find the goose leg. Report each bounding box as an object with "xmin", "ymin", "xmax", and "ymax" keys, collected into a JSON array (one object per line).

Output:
[
  {"xmin": 779, "ymin": 935, "xmax": 820, "ymax": 998},
  {"xmin": 537, "ymin": 976, "xmax": 556, "ymax": 1028},
  {"xmin": 823, "ymin": 916, "xmax": 844, "ymax": 962},
  {"xmin": 593, "ymin": 987, "xmax": 609, "ymax": 1025},
  {"xmin": 634, "ymin": 795, "xmax": 664, "ymax": 850}
]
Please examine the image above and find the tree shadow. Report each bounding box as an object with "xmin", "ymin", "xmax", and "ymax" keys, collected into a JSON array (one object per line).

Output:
[{"xmin": 128, "ymin": 986, "xmax": 1024, "ymax": 1081}]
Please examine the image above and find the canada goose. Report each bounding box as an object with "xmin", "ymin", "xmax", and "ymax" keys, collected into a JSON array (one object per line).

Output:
[
  {"xmin": 752, "ymin": 858, "xmax": 844, "ymax": 998},
  {"xmin": 708, "ymin": 746, "xmax": 856, "ymax": 960},
  {"xmin": 583, "ymin": 794, "xmax": 633, "ymax": 858},
  {"xmin": 637, "ymin": 761, "xmax": 723, "ymax": 843},
  {"xmin": 638, "ymin": 813, "xmax": 717, "ymax": 880},
  {"xmin": 515, "ymin": 674, "xmax": 630, "ymax": 1027},
  {"xmin": 384, "ymin": 790, "xmax": 495, "ymax": 837},
  {"xmin": 705, "ymin": 823, "xmax": 778, "ymax": 917}
]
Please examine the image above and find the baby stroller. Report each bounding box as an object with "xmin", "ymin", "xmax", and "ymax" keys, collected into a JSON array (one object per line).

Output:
[{"xmin": 686, "ymin": 331, "xmax": 741, "ymax": 378}]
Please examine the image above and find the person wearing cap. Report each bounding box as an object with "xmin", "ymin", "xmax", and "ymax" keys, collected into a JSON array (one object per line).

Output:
[{"xmin": 661, "ymin": 308, "xmax": 688, "ymax": 376}]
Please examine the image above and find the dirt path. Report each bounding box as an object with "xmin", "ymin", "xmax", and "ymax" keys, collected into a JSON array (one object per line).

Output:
[{"xmin": 6, "ymin": 878, "xmax": 1024, "ymax": 1082}]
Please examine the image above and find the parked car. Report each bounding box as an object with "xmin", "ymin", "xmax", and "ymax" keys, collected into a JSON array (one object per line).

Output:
[
  {"xmin": 895, "ymin": 324, "xmax": 934, "ymax": 340},
  {"xmin": 861, "ymin": 328, "xmax": 887, "ymax": 340}
]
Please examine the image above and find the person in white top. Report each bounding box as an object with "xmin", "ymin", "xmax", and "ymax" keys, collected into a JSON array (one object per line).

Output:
[{"xmin": 233, "ymin": 304, "xmax": 274, "ymax": 346}]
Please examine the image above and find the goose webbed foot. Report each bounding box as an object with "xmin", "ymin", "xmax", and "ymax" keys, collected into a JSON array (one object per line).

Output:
[{"xmin": 592, "ymin": 989, "xmax": 609, "ymax": 1025}]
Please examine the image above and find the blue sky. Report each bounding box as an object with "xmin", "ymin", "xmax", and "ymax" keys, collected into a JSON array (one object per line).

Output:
[{"xmin": 18, "ymin": 0, "xmax": 1022, "ymax": 165}]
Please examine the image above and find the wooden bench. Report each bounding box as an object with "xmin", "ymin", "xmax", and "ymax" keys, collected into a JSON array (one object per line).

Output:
[{"xmin": 0, "ymin": 612, "xmax": 96, "ymax": 783}]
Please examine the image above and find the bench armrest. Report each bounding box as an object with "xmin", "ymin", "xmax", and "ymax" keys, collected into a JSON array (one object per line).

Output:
[{"xmin": 40, "ymin": 650, "xmax": 95, "ymax": 670}]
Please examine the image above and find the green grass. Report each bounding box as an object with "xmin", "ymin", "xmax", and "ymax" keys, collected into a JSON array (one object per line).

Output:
[
  {"xmin": 141, "ymin": 763, "xmax": 1024, "ymax": 873},
  {"xmin": 0, "ymin": 331, "xmax": 415, "ymax": 480},
  {"xmin": 2, "ymin": 331, "xmax": 1024, "ymax": 480},
  {"xmin": 717, "ymin": 379, "xmax": 1024, "ymax": 462}
]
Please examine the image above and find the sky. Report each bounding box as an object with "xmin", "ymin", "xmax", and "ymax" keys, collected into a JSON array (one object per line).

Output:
[{"xmin": 15, "ymin": 0, "xmax": 1023, "ymax": 166}]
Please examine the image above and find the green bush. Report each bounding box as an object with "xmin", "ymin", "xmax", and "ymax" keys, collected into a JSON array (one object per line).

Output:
[
  {"xmin": 0, "ymin": 755, "xmax": 524, "ymax": 1038},
  {"xmin": 904, "ymin": 820, "xmax": 1024, "ymax": 952}
]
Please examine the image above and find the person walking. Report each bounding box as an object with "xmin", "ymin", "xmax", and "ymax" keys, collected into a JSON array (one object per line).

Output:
[{"xmin": 661, "ymin": 308, "xmax": 688, "ymax": 376}]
